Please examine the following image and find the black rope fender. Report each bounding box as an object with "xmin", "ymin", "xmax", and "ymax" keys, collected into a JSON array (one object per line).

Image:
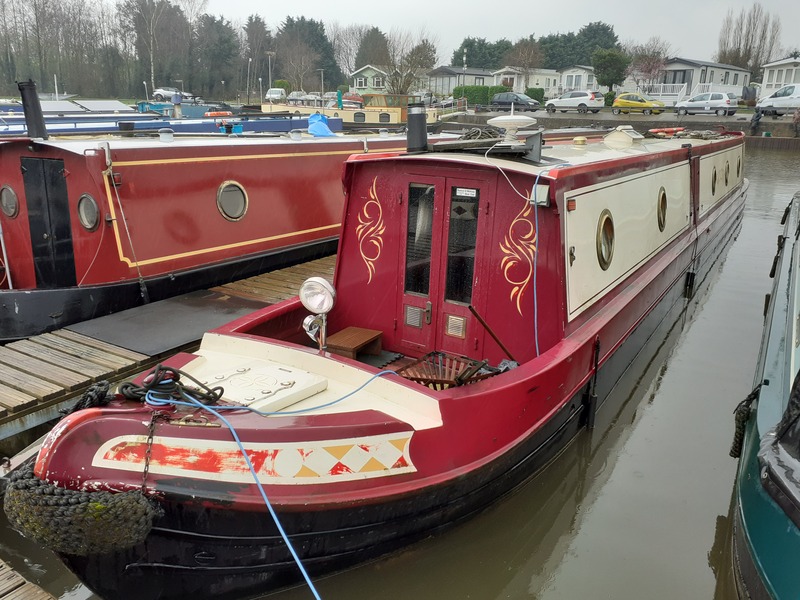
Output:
[
  {"xmin": 729, "ymin": 383, "xmax": 762, "ymax": 458},
  {"xmin": 3, "ymin": 464, "xmax": 163, "ymax": 556}
]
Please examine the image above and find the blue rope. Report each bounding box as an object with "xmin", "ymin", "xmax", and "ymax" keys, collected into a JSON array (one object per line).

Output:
[{"xmin": 142, "ymin": 368, "xmax": 397, "ymax": 599}]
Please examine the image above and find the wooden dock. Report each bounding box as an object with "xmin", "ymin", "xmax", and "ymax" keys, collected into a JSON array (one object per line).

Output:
[
  {"xmin": 0, "ymin": 256, "xmax": 335, "ymax": 442},
  {"xmin": 0, "ymin": 560, "xmax": 53, "ymax": 600}
]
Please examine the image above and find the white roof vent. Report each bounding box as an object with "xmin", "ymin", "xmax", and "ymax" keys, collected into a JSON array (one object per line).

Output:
[{"xmin": 603, "ymin": 125, "xmax": 644, "ymax": 150}]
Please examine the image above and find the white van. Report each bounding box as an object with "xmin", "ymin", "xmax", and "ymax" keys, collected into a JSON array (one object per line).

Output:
[
  {"xmin": 756, "ymin": 84, "xmax": 800, "ymax": 115},
  {"xmin": 265, "ymin": 88, "xmax": 287, "ymax": 102}
]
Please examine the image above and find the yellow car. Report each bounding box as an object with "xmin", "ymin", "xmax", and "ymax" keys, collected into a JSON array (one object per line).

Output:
[{"xmin": 612, "ymin": 93, "xmax": 665, "ymax": 115}]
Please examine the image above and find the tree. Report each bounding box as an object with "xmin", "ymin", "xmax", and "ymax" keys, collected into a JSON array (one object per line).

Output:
[
  {"xmin": 243, "ymin": 15, "xmax": 274, "ymax": 97},
  {"xmin": 451, "ymin": 37, "xmax": 512, "ymax": 69},
  {"xmin": 503, "ymin": 36, "xmax": 543, "ymax": 88},
  {"xmin": 327, "ymin": 22, "xmax": 368, "ymax": 76},
  {"xmin": 277, "ymin": 16, "xmax": 343, "ymax": 90},
  {"xmin": 592, "ymin": 48, "xmax": 630, "ymax": 91},
  {"xmin": 540, "ymin": 32, "xmax": 580, "ymax": 70},
  {"xmin": 716, "ymin": 2, "xmax": 782, "ymax": 79},
  {"xmin": 623, "ymin": 36, "xmax": 672, "ymax": 85},
  {"xmin": 576, "ymin": 21, "xmax": 619, "ymax": 63},
  {"xmin": 355, "ymin": 26, "xmax": 390, "ymax": 69},
  {"xmin": 384, "ymin": 29, "xmax": 439, "ymax": 94},
  {"xmin": 195, "ymin": 15, "xmax": 238, "ymax": 98}
]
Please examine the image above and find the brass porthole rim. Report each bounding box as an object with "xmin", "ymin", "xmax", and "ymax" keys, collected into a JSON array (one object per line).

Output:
[
  {"xmin": 596, "ymin": 208, "xmax": 615, "ymax": 271},
  {"xmin": 0, "ymin": 184, "xmax": 19, "ymax": 218},
  {"xmin": 657, "ymin": 187, "xmax": 667, "ymax": 233},
  {"xmin": 77, "ymin": 193, "xmax": 100, "ymax": 231},
  {"xmin": 216, "ymin": 180, "xmax": 249, "ymax": 222}
]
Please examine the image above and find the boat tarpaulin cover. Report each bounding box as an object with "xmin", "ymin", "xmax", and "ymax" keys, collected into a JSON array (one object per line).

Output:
[
  {"xmin": 758, "ymin": 368, "xmax": 800, "ymax": 528},
  {"xmin": 308, "ymin": 113, "xmax": 336, "ymax": 137}
]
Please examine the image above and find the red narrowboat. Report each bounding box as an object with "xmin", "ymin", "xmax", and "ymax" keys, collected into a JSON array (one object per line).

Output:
[
  {"xmin": 0, "ymin": 131, "xmax": 410, "ymax": 342},
  {"xmin": 4, "ymin": 117, "xmax": 748, "ymax": 599}
]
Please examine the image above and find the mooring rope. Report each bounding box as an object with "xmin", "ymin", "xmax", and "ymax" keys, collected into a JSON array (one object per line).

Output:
[{"xmin": 730, "ymin": 383, "xmax": 762, "ymax": 458}]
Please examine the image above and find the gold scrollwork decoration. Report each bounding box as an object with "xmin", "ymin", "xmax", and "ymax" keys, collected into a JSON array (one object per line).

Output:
[
  {"xmin": 499, "ymin": 199, "xmax": 537, "ymax": 315},
  {"xmin": 356, "ymin": 177, "xmax": 386, "ymax": 283}
]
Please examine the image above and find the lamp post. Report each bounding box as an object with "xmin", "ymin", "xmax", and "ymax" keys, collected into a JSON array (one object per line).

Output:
[
  {"xmin": 317, "ymin": 69, "xmax": 324, "ymax": 94},
  {"xmin": 143, "ymin": 80, "xmax": 148, "ymax": 101},
  {"xmin": 246, "ymin": 57, "xmax": 252, "ymax": 104},
  {"xmin": 258, "ymin": 77, "xmax": 262, "ymax": 102},
  {"xmin": 221, "ymin": 80, "xmax": 225, "ymax": 101},
  {"xmin": 267, "ymin": 52, "xmax": 275, "ymax": 88},
  {"xmin": 462, "ymin": 49, "xmax": 467, "ymax": 98}
]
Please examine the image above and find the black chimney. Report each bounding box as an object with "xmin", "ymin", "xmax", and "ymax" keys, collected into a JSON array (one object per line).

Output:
[
  {"xmin": 18, "ymin": 79, "xmax": 48, "ymax": 140},
  {"xmin": 406, "ymin": 102, "xmax": 427, "ymax": 153}
]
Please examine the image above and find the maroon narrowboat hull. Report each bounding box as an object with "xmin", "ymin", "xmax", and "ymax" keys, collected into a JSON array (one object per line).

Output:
[{"xmin": 4, "ymin": 129, "xmax": 747, "ymax": 600}]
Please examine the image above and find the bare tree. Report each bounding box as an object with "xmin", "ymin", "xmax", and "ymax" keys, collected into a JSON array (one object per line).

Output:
[
  {"xmin": 384, "ymin": 28, "xmax": 439, "ymax": 94},
  {"xmin": 503, "ymin": 36, "xmax": 543, "ymax": 88},
  {"xmin": 277, "ymin": 32, "xmax": 318, "ymax": 92},
  {"xmin": 716, "ymin": 2, "xmax": 782, "ymax": 78},
  {"xmin": 327, "ymin": 21, "xmax": 367, "ymax": 76},
  {"xmin": 623, "ymin": 36, "xmax": 672, "ymax": 85}
]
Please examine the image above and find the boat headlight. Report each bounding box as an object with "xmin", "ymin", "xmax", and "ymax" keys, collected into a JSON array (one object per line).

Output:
[{"xmin": 299, "ymin": 277, "xmax": 336, "ymax": 315}]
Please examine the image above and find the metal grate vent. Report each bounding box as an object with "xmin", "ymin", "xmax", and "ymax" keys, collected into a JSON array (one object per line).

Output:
[
  {"xmin": 405, "ymin": 305, "xmax": 423, "ymax": 328},
  {"xmin": 445, "ymin": 314, "xmax": 466, "ymax": 338}
]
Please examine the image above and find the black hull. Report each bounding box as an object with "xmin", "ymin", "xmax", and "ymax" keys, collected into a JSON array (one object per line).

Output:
[
  {"xmin": 0, "ymin": 238, "xmax": 336, "ymax": 343},
  {"xmin": 59, "ymin": 187, "xmax": 745, "ymax": 600}
]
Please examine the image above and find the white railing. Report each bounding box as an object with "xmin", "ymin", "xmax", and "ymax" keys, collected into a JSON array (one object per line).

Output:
[{"xmin": 635, "ymin": 83, "xmax": 687, "ymax": 105}]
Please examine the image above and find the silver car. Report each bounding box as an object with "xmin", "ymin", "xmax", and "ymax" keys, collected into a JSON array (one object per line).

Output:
[{"xmin": 675, "ymin": 92, "xmax": 738, "ymax": 116}]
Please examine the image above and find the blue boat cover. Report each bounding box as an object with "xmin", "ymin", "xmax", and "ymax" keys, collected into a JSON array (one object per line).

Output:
[{"xmin": 308, "ymin": 113, "xmax": 336, "ymax": 137}]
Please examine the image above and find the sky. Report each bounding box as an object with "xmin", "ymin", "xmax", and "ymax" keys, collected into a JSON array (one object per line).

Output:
[{"xmin": 204, "ymin": 0, "xmax": 798, "ymax": 68}]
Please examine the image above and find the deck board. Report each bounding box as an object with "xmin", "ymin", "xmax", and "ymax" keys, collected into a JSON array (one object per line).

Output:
[
  {"xmin": 0, "ymin": 256, "xmax": 337, "ymax": 441},
  {"xmin": 0, "ymin": 561, "xmax": 54, "ymax": 600}
]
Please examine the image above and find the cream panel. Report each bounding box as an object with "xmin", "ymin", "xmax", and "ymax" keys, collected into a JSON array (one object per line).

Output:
[
  {"xmin": 565, "ymin": 163, "xmax": 691, "ymax": 320},
  {"xmin": 698, "ymin": 146, "xmax": 744, "ymax": 217}
]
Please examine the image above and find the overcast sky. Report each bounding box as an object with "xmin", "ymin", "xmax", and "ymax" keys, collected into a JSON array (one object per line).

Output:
[{"xmin": 204, "ymin": 0, "xmax": 796, "ymax": 68}]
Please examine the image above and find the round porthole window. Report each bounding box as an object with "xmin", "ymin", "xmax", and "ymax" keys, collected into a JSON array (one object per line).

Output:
[
  {"xmin": 711, "ymin": 167, "xmax": 717, "ymax": 196},
  {"xmin": 596, "ymin": 209, "xmax": 615, "ymax": 271},
  {"xmin": 725, "ymin": 161, "xmax": 730, "ymax": 186},
  {"xmin": 217, "ymin": 181, "xmax": 248, "ymax": 221},
  {"xmin": 737, "ymin": 156, "xmax": 741, "ymax": 178},
  {"xmin": 77, "ymin": 194, "xmax": 100, "ymax": 230},
  {"xmin": 657, "ymin": 187, "xmax": 667, "ymax": 232},
  {"xmin": 1, "ymin": 186, "xmax": 18, "ymax": 218}
]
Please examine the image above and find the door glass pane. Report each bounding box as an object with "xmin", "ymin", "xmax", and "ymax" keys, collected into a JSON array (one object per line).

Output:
[
  {"xmin": 445, "ymin": 187, "xmax": 479, "ymax": 303},
  {"xmin": 405, "ymin": 183, "xmax": 435, "ymax": 295}
]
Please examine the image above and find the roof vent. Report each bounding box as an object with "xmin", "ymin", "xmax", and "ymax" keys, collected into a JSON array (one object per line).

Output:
[{"xmin": 603, "ymin": 125, "xmax": 644, "ymax": 150}]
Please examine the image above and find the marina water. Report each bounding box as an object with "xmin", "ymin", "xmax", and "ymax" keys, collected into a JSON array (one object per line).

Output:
[{"xmin": 0, "ymin": 145, "xmax": 795, "ymax": 600}]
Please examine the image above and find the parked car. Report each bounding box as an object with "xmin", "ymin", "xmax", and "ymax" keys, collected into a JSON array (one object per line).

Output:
[
  {"xmin": 611, "ymin": 93, "xmax": 665, "ymax": 115},
  {"xmin": 756, "ymin": 84, "xmax": 800, "ymax": 116},
  {"xmin": 544, "ymin": 90, "xmax": 603, "ymax": 114},
  {"xmin": 264, "ymin": 87, "xmax": 287, "ymax": 102},
  {"xmin": 675, "ymin": 92, "xmax": 738, "ymax": 116},
  {"xmin": 490, "ymin": 92, "xmax": 540, "ymax": 112},
  {"xmin": 153, "ymin": 86, "xmax": 200, "ymax": 103}
]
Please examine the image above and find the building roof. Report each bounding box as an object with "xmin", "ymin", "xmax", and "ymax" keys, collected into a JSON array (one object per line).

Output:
[
  {"xmin": 349, "ymin": 64, "xmax": 389, "ymax": 77},
  {"xmin": 665, "ymin": 58, "xmax": 750, "ymax": 72},
  {"xmin": 762, "ymin": 56, "xmax": 800, "ymax": 68},
  {"xmin": 427, "ymin": 65, "xmax": 494, "ymax": 77}
]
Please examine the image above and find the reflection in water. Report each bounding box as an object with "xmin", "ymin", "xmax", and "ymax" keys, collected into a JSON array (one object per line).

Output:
[{"xmin": 0, "ymin": 147, "xmax": 796, "ymax": 600}]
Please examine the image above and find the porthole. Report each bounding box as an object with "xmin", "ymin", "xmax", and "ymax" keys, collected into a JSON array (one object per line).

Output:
[
  {"xmin": 657, "ymin": 187, "xmax": 667, "ymax": 232},
  {"xmin": 0, "ymin": 185, "xmax": 18, "ymax": 218},
  {"xmin": 725, "ymin": 161, "xmax": 730, "ymax": 186},
  {"xmin": 711, "ymin": 167, "xmax": 717, "ymax": 196},
  {"xmin": 217, "ymin": 181, "xmax": 248, "ymax": 221},
  {"xmin": 737, "ymin": 156, "xmax": 741, "ymax": 178},
  {"xmin": 596, "ymin": 209, "xmax": 615, "ymax": 271},
  {"xmin": 77, "ymin": 194, "xmax": 100, "ymax": 231}
]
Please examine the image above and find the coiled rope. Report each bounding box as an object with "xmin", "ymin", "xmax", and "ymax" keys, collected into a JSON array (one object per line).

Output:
[{"xmin": 730, "ymin": 383, "xmax": 762, "ymax": 458}]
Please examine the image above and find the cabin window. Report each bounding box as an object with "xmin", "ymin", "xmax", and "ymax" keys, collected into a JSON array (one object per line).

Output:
[
  {"xmin": 445, "ymin": 187, "xmax": 479, "ymax": 304},
  {"xmin": 0, "ymin": 185, "xmax": 18, "ymax": 218},
  {"xmin": 596, "ymin": 209, "xmax": 615, "ymax": 271},
  {"xmin": 355, "ymin": 77, "xmax": 366, "ymax": 88},
  {"xmin": 405, "ymin": 184, "xmax": 435, "ymax": 295},
  {"xmin": 711, "ymin": 168, "xmax": 717, "ymax": 196},
  {"xmin": 737, "ymin": 157, "xmax": 741, "ymax": 178},
  {"xmin": 733, "ymin": 73, "xmax": 739, "ymax": 85},
  {"xmin": 354, "ymin": 112, "xmax": 366, "ymax": 123},
  {"xmin": 373, "ymin": 76, "xmax": 385, "ymax": 88},
  {"xmin": 217, "ymin": 181, "xmax": 248, "ymax": 221},
  {"xmin": 77, "ymin": 194, "xmax": 100, "ymax": 231},
  {"xmin": 475, "ymin": 77, "xmax": 484, "ymax": 86},
  {"xmin": 379, "ymin": 112, "xmax": 391, "ymax": 123},
  {"xmin": 725, "ymin": 161, "xmax": 730, "ymax": 186},
  {"xmin": 657, "ymin": 187, "xmax": 667, "ymax": 232}
]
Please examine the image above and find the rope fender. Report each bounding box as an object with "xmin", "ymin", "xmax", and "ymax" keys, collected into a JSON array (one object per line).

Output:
[
  {"xmin": 729, "ymin": 384, "xmax": 762, "ymax": 458},
  {"xmin": 3, "ymin": 464, "xmax": 163, "ymax": 556}
]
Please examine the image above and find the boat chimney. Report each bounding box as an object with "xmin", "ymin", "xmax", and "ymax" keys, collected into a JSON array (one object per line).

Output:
[
  {"xmin": 17, "ymin": 79, "xmax": 48, "ymax": 140},
  {"xmin": 406, "ymin": 102, "xmax": 427, "ymax": 153}
]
